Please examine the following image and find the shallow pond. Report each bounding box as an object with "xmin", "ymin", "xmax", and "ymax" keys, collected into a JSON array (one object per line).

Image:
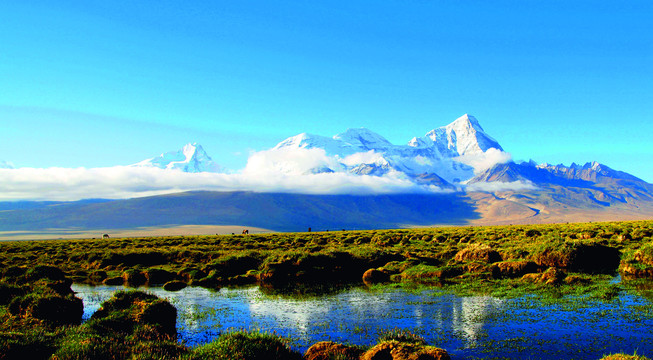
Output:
[{"xmin": 71, "ymin": 284, "xmax": 653, "ymax": 359}]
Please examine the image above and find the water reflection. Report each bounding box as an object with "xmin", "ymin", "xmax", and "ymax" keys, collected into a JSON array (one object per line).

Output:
[{"xmin": 71, "ymin": 284, "xmax": 653, "ymax": 359}]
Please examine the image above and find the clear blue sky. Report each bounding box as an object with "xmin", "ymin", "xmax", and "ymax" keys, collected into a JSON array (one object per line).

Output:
[{"xmin": 1, "ymin": 1, "xmax": 652, "ymax": 181}]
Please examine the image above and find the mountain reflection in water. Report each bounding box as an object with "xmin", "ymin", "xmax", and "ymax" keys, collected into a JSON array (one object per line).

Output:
[{"xmin": 72, "ymin": 284, "xmax": 653, "ymax": 359}]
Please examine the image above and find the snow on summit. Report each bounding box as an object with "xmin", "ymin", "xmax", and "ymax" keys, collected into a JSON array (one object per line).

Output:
[
  {"xmin": 133, "ymin": 143, "xmax": 221, "ymax": 173},
  {"xmin": 422, "ymin": 114, "xmax": 503, "ymax": 157},
  {"xmin": 333, "ymin": 128, "xmax": 394, "ymax": 151},
  {"xmin": 274, "ymin": 128, "xmax": 394, "ymax": 156}
]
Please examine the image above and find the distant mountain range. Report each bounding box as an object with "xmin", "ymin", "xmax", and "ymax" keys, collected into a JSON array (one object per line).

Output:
[
  {"xmin": 1, "ymin": 114, "xmax": 652, "ymax": 237},
  {"xmin": 268, "ymin": 114, "xmax": 502, "ymax": 184},
  {"xmin": 130, "ymin": 114, "xmax": 503, "ymax": 184}
]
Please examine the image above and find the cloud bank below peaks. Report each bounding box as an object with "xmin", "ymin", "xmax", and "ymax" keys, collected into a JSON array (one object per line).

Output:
[
  {"xmin": 0, "ymin": 162, "xmax": 446, "ymax": 202},
  {"xmin": 0, "ymin": 118, "xmax": 521, "ymax": 201},
  {"xmin": 0, "ymin": 149, "xmax": 516, "ymax": 201},
  {"xmin": 455, "ymin": 148, "xmax": 513, "ymax": 174},
  {"xmin": 0, "ymin": 148, "xmax": 517, "ymax": 202}
]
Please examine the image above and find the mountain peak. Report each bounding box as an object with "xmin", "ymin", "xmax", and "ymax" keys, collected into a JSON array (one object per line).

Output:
[
  {"xmin": 134, "ymin": 143, "xmax": 221, "ymax": 173},
  {"xmin": 333, "ymin": 127, "xmax": 393, "ymax": 150},
  {"xmin": 274, "ymin": 133, "xmax": 313, "ymax": 149},
  {"xmin": 423, "ymin": 114, "xmax": 502, "ymax": 157},
  {"xmin": 0, "ymin": 160, "xmax": 14, "ymax": 169},
  {"xmin": 182, "ymin": 142, "xmax": 199, "ymax": 154},
  {"xmin": 450, "ymin": 114, "xmax": 483, "ymax": 131}
]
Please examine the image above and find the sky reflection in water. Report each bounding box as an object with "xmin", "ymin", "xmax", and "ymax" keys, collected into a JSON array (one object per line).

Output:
[{"xmin": 72, "ymin": 284, "xmax": 653, "ymax": 359}]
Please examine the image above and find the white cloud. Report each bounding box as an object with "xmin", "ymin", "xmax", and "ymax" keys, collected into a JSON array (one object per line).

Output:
[
  {"xmin": 455, "ymin": 148, "xmax": 512, "ymax": 174},
  {"xmin": 0, "ymin": 148, "xmax": 518, "ymax": 201},
  {"xmin": 0, "ymin": 164, "xmax": 448, "ymax": 201},
  {"xmin": 465, "ymin": 180, "xmax": 538, "ymax": 193},
  {"xmin": 243, "ymin": 147, "xmax": 343, "ymax": 176},
  {"xmin": 340, "ymin": 150, "xmax": 387, "ymax": 167}
]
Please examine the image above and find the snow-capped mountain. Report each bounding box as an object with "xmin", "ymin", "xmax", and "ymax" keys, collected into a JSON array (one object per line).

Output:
[
  {"xmin": 0, "ymin": 161, "xmax": 14, "ymax": 169},
  {"xmin": 410, "ymin": 114, "xmax": 503, "ymax": 158},
  {"xmin": 3, "ymin": 115, "xmax": 653, "ymax": 231},
  {"xmin": 133, "ymin": 143, "xmax": 221, "ymax": 173},
  {"xmin": 272, "ymin": 114, "xmax": 505, "ymax": 185},
  {"xmin": 273, "ymin": 128, "xmax": 394, "ymax": 156}
]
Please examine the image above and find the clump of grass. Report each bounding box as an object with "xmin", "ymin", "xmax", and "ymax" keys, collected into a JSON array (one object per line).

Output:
[
  {"xmin": 50, "ymin": 290, "xmax": 187, "ymax": 360},
  {"xmin": 377, "ymin": 328, "xmax": 427, "ymax": 345},
  {"xmin": 1, "ymin": 219, "xmax": 652, "ymax": 300},
  {"xmin": 190, "ymin": 330, "xmax": 302, "ymax": 360}
]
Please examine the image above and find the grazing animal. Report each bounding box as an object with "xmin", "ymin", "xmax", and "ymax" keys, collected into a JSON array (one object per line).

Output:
[
  {"xmin": 102, "ymin": 234, "xmax": 110, "ymax": 239},
  {"xmin": 242, "ymin": 229, "xmax": 249, "ymax": 235}
]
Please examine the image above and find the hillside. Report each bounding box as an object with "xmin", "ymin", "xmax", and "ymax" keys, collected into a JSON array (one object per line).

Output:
[{"xmin": 0, "ymin": 191, "xmax": 479, "ymax": 234}]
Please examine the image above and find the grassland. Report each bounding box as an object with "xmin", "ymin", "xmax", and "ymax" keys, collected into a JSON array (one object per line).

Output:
[{"xmin": 1, "ymin": 220, "xmax": 652, "ymax": 359}]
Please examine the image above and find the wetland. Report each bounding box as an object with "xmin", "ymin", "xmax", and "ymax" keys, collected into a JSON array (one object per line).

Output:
[
  {"xmin": 72, "ymin": 283, "xmax": 653, "ymax": 359},
  {"xmin": 2, "ymin": 220, "xmax": 653, "ymax": 359}
]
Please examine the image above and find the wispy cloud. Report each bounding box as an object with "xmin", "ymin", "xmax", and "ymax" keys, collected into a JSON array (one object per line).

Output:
[
  {"xmin": 455, "ymin": 148, "xmax": 512, "ymax": 174},
  {"xmin": 0, "ymin": 147, "xmax": 523, "ymax": 201},
  {"xmin": 0, "ymin": 165, "xmax": 449, "ymax": 201},
  {"xmin": 242, "ymin": 147, "xmax": 343, "ymax": 175}
]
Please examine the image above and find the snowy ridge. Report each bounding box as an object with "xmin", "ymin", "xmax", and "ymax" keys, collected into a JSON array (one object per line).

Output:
[
  {"xmin": 270, "ymin": 114, "xmax": 507, "ymax": 185},
  {"xmin": 274, "ymin": 128, "xmax": 394, "ymax": 156},
  {"xmin": 0, "ymin": 161, "xmax": 14, "ymax": 169},
  {"xmin": 133, "ymin": 143, "xmax": 221, "ymax": 173}
]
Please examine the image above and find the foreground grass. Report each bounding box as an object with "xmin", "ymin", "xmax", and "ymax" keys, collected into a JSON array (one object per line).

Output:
[{"xmin": 1, "ymin": 220, "xmax": 653, "ymax": 359}]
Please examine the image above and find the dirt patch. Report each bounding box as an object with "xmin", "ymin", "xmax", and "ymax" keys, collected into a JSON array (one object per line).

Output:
[{"xmin": 304, "ymin": 341, "xmax": 364, "ymax": 360}]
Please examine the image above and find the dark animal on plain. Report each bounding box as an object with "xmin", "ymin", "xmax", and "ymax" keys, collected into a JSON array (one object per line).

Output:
[{"xmin": 102, "ymin": 234, "xmax": 110, "ymax": 239}]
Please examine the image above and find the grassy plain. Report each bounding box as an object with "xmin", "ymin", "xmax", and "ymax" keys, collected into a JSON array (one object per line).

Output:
[
  {"xmin": 1, "ymin": 220, "xmax": 653, "ymax": 359},
  {"xmin": 0, "ymin": 225, "xmax": 273, "ymax": 241}
]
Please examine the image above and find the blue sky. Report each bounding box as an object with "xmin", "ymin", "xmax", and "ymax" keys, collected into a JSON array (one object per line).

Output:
[{"xmin": 1, "ymin": 1, "xmax": 652, "ymax": 182}]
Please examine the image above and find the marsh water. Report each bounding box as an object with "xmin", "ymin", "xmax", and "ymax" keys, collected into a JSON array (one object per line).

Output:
[{"xmin": 71, "ymin": 284, "xmax": 653, "ymax": 359}]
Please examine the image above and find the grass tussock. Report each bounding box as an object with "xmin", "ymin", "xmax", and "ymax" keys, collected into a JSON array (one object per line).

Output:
[{"xmin": 1, "ymin": 220, "xmax": 653, "ymax": 299}]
